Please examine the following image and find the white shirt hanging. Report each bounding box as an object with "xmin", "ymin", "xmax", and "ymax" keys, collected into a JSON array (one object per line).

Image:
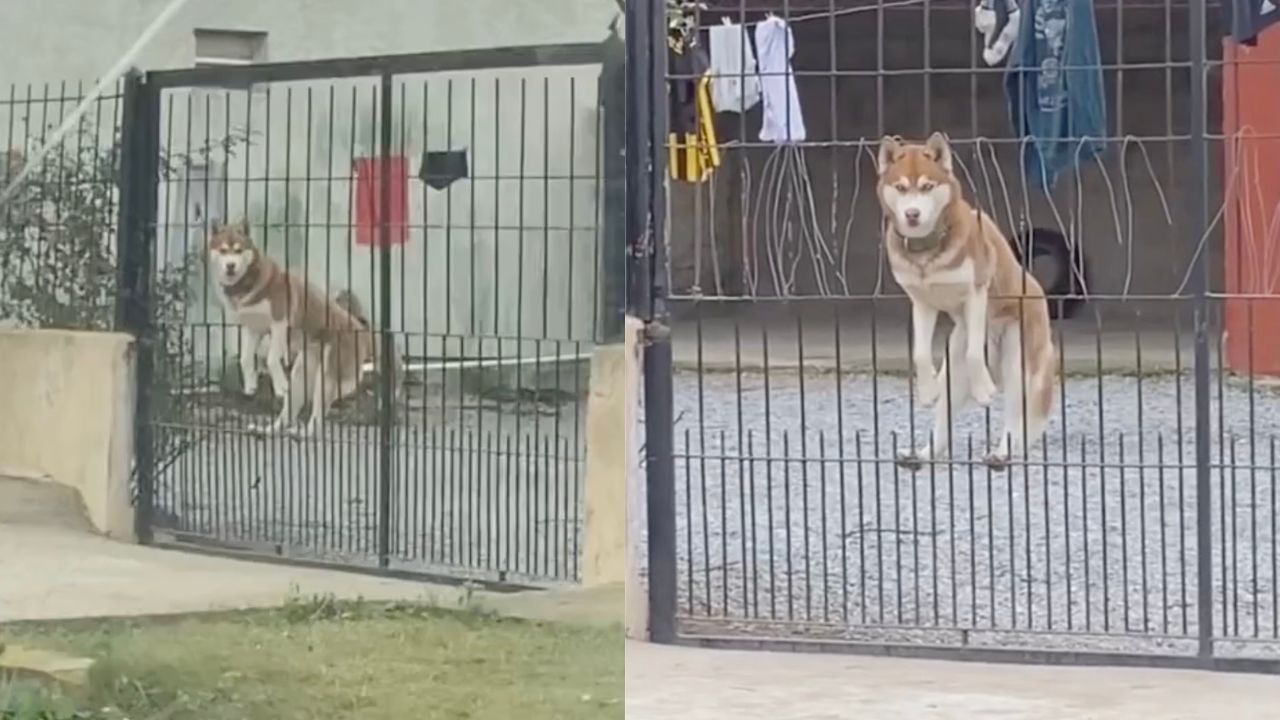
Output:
[
  {"xmin": 708, "ymin": 18, "xmax": 762, "ymax": 114},
  {"xmin": 974, "ymin": 0, "xmax": 1020, "ymax": 66},
  {"xmin": 754, "ymin": 15, "xmax": 806, "ymax": 143}
]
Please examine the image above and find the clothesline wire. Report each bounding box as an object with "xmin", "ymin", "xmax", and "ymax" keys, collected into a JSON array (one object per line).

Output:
[
  {"xmin": 695, "ymin": 0, "xmax": 1214, "ymax": 28},
  {"xmin": 697, "ymin": 0, "xmax": 927, "ymax": 28}
]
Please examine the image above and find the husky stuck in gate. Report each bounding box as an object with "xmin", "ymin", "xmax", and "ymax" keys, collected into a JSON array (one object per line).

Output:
[{"xmin": 876, "ymin": 132, "xmax": 1058, "ymax": 470}]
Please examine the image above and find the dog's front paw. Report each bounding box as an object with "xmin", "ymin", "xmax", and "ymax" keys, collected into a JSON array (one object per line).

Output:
[
  {"xmin": 895, "ymin": 449, "xmax": 925, "ymax": 472},
  {"xmin": 248, "ymin": 419, "xmax": 286, "ymax": 437},
  {"xmin": 968, "ymin": 366, "xmax": 997, "ymax": 405},
  {"xmin": 242, "ymin": 380, "xmax": 259, "ymax": 398},
  {"xmin": 284, "ymin": 424, "xmax": 313, "ymax": 441},
  {"xmin": 982, "ymin": 452, "xmax": 1011, "ymax": 472}
]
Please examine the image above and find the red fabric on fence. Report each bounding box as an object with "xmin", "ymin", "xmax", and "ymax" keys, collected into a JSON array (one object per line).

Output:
[{"xmin": 353, "ymin": 155, "xmax": 408, "ymax": 247}]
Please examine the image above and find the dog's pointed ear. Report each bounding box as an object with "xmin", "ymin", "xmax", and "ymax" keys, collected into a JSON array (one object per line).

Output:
[
  {"xmin": 234, "ymin": 216, "xmax": 252, "ymax": 236},
  {"xmin": 925, "ymin": 131, "xmax": 954, "ymax": 174},
  {"xmin": 208, "ymin": 217, "xmax": 225, "ymax": 240},
  {"xmin": 876, "ymin": 135, "xmax": 901, "ymax": 175}
]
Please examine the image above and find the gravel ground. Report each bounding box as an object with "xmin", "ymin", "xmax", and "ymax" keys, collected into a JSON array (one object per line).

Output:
[
  {"xmin": 150, "ymin": 396, "xmax": 585, "ymax": 586},
  {"xmin": 666, "ymin": 368, "xmax": 1280, "ymax": 658}
]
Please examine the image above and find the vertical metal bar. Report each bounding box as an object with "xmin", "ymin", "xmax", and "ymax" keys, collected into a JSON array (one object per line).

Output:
[
  {"xmin": 1136, "ymin": 322, "xmax": 1150, "ymax": 634},
  {"xmin": 324, "ymin": 85, "xmax": 339, "ymax": 556},
  {"xmin": 637, "ymin": 0, "xmax": 678, "ymax": 645},
  {"xmin": 114, "ymin": 71, "xmax": 144, "ymax": 330},
  {"xmin": 1272, "ymin": 436, "xmax": 1278, "ymax": 639},
  {"xmin": 283, "ymin": 86, "xmax": 296, "ymax": 550},
  {"xmin": 734, "ymin": 321, "xmax": 751, "ymax": 617},
  {"xmin": 1187, "ymin": 0, "xmax": 1213, "ymax": 662},
  {"xmin": 796, "ymin": 315, "xmax": 810, "ymax": 620},
  {"xmin": 1174, "ymin": 309, "xmax": 1189, "ymax": 635},
  {"xmin": 720, "ymin": 427, "xmax": 730, "ymax": 615},
  {"xmin": 116, "ymin": 71, "xmax": 161, "ymax": 544},
  {"xmin": 377, "ymin": 72, "xmax": 395, "ymax": 568},
  {"xmin": 684, "ymin": 428, "xmax": 695, "ymax": 614},
  {"xmin": 599, "ymin": 27, "xmax": 626, "ymax": 342},
  {"xmin": 763, "ymin": 324, "xmax": 776, "ymax": 619},
  {"xmin": 834, "ymin": 309, "xmax": 850, "ymax": 623},
  {"xmin": 784, "ymin": 431, "xmax": 794, "ymax": 621},
  {"xmin": 396, "ymin": 80, "xmax": 409, "ymax": 564},
  {"xmin": 819, "ymin": 432, "xmax": 829, "ymax": 623},
  {"xmin": 1159, "ymin": 433, "xmax": 1169, "ymax": 635}
]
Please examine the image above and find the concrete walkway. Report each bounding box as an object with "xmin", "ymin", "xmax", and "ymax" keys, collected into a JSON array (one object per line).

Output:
[
  {"xmin": 625, "ymin": 641, "xmax": 1280, "ymax": 719},
  {"xmin": 0, "ymin": 522, "xmax": 618, "ymax": 625}
]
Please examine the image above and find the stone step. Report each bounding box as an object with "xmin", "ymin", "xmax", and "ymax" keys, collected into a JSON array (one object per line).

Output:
[
  {"xmin": 0, "ymin": 476, "xmax": 94, "ymax": 533},
  {"xmin": 0, "ymin": 644, "xmax": 95, "ymax": 689}
]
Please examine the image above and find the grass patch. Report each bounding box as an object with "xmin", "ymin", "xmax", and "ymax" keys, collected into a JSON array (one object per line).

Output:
[{"xmin": 1, "ymin": 595, "xmax": 621, "ymax": 720}]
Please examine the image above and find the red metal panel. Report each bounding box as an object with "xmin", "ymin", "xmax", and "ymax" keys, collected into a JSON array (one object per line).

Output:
[{"xmin": 1223, "ymin": 27, "xmax": 1280, "ymax": 375}]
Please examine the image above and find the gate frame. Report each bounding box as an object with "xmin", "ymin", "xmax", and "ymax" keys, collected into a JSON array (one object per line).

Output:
[
  {"xmin": 630, "ymin": 0, "xmax": 1280, "ymax": 673},
  {"xmin": 115, "ymin": 42, "xmax": 617, "ymax": 585},
  {"xmin": 627, "ymin": 0, "xmax": 679, "ymax": 643}
]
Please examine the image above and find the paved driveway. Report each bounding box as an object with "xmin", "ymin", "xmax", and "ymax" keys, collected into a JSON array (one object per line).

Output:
[
  {"xmin": 625, "ymin": 641, "xmax": 1280, "ymax": 720},
  {"xmin": 0, "ymin": 521, "xmax": 619, "ymax": 625}
]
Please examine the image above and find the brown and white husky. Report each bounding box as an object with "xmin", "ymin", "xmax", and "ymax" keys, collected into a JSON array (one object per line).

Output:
[
  {"xmin": 209, "ymin": 218, "xmax": 394, "ymax": 437},
  {"xmin": 876, "ymin": 133, "xmax": 1057, "ymax": 469}
]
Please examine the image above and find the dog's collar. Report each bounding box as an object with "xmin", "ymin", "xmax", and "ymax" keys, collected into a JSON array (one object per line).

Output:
[{"xmin": 898, "ymin": 223, "xmax": 949, "ymax": 255}]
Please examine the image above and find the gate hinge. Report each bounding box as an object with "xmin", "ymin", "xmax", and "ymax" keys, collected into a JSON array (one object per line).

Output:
[{"xmin": 643, "ymin": 320, "xmax": 670, "ymax": 343}]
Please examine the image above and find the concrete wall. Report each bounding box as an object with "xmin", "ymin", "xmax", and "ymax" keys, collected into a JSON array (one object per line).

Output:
[
  {"xmin": 582, "ymin": 341, "xmax": 626, "ymax": 587},
  {"xmin": 670, "ymin": 5, "xmax": 1225, "ymax": 319},
  {"xmin": 0, "ymin": 330, "xmax": 136, "ymax": 539}
]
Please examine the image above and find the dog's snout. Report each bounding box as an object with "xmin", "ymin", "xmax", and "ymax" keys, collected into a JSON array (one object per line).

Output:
[
  {"xmin": 904, "ymin": 208, "xmax": 921, "ymax": 224},
  {"xmin": 225, "ymin": 261, "xmax": 238, "ymax": 274}
]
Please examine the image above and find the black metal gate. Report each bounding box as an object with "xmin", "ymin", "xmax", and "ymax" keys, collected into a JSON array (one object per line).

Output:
[
  {"xmin": 633, "ymin": 0, "xmax": 1280, "ymax": 671},
  {"xmin": 119, "ymin": 42, "xmax": 622, "ymax": 586}
]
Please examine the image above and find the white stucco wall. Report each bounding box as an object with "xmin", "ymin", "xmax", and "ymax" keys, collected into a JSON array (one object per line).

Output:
[
  {"xmin": 0, "ymin": 0, "xmax": 620, "ymax": 372},
  {"xmin": 0, "ymin": 0, "xmax": 619, "ymax": 84}
]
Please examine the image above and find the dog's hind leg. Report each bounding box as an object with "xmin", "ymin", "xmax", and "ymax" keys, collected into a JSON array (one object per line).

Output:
[
  {"xmin": 265, "ymin": 320, "xmax": 292, "ymax": 402},
  {"xmin": 300, "ymin": 341, "xmax": 364, "ymax": 438},
  {"xmin": 254, "ymin": 341, "xmax": 309, "ymax": 434},
  {"xmin": 238, "ymin": 326, "xmax": 262, "ymax": 397},
  {"xmin": 294, "ymin": 344, "xmax": 335, "ymax": 438},
  {"xmin": 963, "ymin": 287, "xmax": 998, "ymax": 405},
  {"xmin": 986, "ymin": 324, "xmax": 1053, "ymax": 469},
  {"xmin": 898, "ymin": 322, "xmax": 970, "ymax": 471}
]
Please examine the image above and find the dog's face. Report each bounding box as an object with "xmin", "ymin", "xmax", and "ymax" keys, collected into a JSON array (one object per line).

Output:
[
  {"xmin": 208, "ymin": 218, "xmax": 257, "ymax": 285},
  {"xmin": 876, "ymin": 132, "xmax": 955, "ymax": 240}
]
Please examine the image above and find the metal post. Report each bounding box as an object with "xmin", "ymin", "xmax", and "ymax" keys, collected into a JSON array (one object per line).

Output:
[
  {"xmin": 1188, "ymin": 0, "xmax": 1213, "ymax": 662},
  {"xmin": 115, "ymin": 69, "xmax": 161, "ymax": 544},
  {"xmin": 377, "ymin": 71, "xmax": 396, "ymax": 567},
  {"xmin": 625, "ymin": 0, "xmax": 653, "ymax": 320},
  {"xmin": 114, "ymin": 70, "xmax": 144, "ymax": 333},
  {"xmin": 630, "ymin": 0, "xmax": 679, "ymax": 644}
]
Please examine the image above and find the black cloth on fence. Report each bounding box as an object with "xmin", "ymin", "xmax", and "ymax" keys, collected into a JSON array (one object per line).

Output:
[{"xmin": 1223, "ymin": 0, "xmax": 1280, "ymax": 46}]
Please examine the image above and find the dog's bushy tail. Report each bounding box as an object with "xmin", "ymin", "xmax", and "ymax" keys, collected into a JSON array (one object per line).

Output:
[{"xmin": 333, "ymin": 288, "xmax": 404, "ymax": 401}]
